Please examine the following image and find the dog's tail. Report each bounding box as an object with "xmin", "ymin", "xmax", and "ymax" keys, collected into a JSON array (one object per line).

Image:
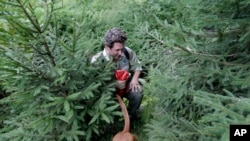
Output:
[{"xmin": 116, "ymin": 94, "xmax": 130, "ymax": 132}]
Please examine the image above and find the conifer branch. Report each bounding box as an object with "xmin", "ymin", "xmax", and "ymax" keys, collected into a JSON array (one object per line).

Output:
[
  {"xmin": 0, "ymin": 0, "xmax": 20, "ymax": 7},
  {"xmin": 179, "ymin": 22, "xmax": 244, "ymax": 38},
  {"xmin": 16, "ymin": 0, "xmax": 56, "ymax": 66},
  {"xmin": 42, "ymin": 40, "xmax": 56, "ymax": 66},
  {"xmin": 17, "ymin": 0, "xmax": 41, "ymax": 33},
  {"xmin": 145, "ymin": 30, "xmax": 193, "ymax": 54},
  {"xmin": 41, "ymin": 1, "xmax": 53, "ymax": 33}
]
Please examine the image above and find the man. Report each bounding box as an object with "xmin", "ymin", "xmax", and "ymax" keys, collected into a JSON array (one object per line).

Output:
[{"xmin": 91, "ymin": 27, "xmax": 143, "ymax": 121}]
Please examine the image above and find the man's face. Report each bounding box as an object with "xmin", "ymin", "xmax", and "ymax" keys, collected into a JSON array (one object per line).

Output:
[{"xmin": 107, "ymin": 42, "xmax": 124, "ymax": 60}]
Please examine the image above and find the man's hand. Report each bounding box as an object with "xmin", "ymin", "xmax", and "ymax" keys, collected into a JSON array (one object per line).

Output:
[{"xmin": 129, "ymin": 78, "xmax": 141, "ymax": 92}]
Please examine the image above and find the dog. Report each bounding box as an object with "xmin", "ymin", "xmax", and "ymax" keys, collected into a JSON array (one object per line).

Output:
[{"xmin": 112, "ymin": 94, "xmax": 138, "ymax": 141}]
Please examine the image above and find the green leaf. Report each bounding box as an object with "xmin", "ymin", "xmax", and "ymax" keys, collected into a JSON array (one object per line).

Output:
[
  {"xmin": 105, "ymin": 104, "xmax": 119, "ymax": 112},
  {"xmin": 101, "ymin": 113, "xmax": 110, "ymax": 123},
  {"xmin": 33, "ymin": 87, "xmax": 41, "ymax": 96},
  {"xmin": 55, "ymin": 115, "xmax": 69, "ymax": 123},
  {"xmin": 112, "ymin": 111, "xmax": 122, "ymax": 116},
  {"xmin": 66, "ymin": 109, "xmax": 74, "ymax": 121},
  {"xmin": 223, "ymin": 89, "xmax": 235, "ymax": 97},
  {"xmin": 88, "ymin": 113, "xmax": 99, "ymax": 125},
  {"xmin": 67, "ymin": 92, "xmax": 81, "ymax": 100},
  {"xmin": 92, "ymin": 125, "xmax": 100, "ymax": 135},
  {"xmin": 64, "ymin": 100, "xmax": 70, "ymax": 113},
  {"xmin": 42, "ymin": 101, "xmax": 62, "ymax": 108}
]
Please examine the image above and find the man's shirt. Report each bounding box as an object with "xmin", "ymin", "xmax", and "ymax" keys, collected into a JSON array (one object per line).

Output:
[{"xmin": 91, "ymin": 47, "xmax": 142, "ymax": 72}]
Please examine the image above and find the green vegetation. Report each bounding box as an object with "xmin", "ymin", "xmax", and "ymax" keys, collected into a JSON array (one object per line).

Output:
[{"xmin": 0, "ymin": 0, "xmax": 249, "ymax": 141}]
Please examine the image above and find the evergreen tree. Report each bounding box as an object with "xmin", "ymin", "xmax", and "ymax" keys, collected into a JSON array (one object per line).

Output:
[
  {"xmin": 1, "ymin": 0, "xmax": 249, "ymax": 140},
  {"xmin": 126, "ymin": 0, "xmax": 250, "ymax": 140},
  {"xmin": 0, "ymin": 1, "xmax": 120, "ymax": 140}
]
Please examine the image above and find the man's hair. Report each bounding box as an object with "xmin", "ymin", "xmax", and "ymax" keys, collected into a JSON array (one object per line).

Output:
[{"xmin": 104, "ymin": 27, "xmax": 127, "ymax": 48}]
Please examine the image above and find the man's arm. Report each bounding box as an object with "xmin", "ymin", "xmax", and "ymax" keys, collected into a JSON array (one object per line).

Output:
[
  {"xmin": 125, "ymin": 47, "xmax": 142, "ymax": 92},
  {"xmin": 129, "ymin": 70, "xmax": 141, "ymax": 92}
]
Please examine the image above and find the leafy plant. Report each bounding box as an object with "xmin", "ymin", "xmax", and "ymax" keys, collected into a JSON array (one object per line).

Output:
[
  {"xmin": 132, "ymin": 0, "xmax": 250, "ymax": 140},
  {"xmin": 1, "ymin": 0, "xmax": 250, "ymax": 141},
  {"xmin": 0, "ymin": 0, "xmax": 120, "ymax": 140}
]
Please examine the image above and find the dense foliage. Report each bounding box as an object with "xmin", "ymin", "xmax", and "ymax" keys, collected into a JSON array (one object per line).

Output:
[
  {"xmin": 138, "ymin": 0, "xmax": 250, "ymax": 141},
  {"xmin": 0, "ymin": 0, "xmax": 249, "ymax": 141},
  {"xmin": 0, "ymin": 1, "xmax": 119, "ymax": 141}
]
